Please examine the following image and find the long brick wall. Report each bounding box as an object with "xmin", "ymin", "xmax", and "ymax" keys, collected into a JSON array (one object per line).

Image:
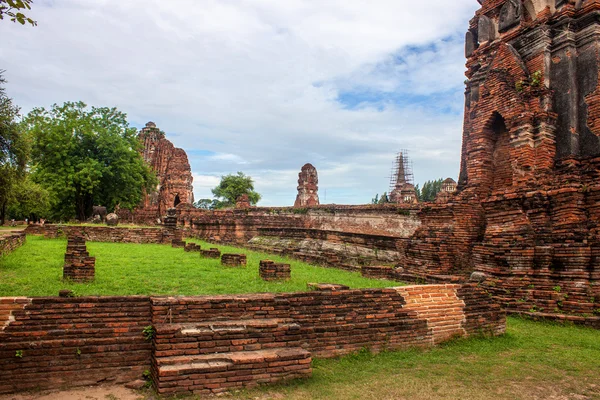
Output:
[
  {"xmin": 0, "ymin": 232, "xmax": 26, "ymax": 257},
  {"xmin": 24, "ymin": 224, "xmax": 174, "ymax": 244},
  {"xmin": 0, "ymin": 284, "xmax": 504, "ymax": 395}
]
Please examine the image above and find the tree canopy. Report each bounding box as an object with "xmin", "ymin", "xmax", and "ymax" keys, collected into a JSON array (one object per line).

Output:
[
  {"xmin": 0, "ymin": 73, "xmax": 28, "ymax": 224},
  {"xmin": 23, "ymin": 101, "xmax": 157, "ymax": 221},
  {"xmin": 0, "ymin": 0, "xmax": 36, "ymax": 26},
  {"xmin": 416, "ymin": 178, "xmax": 444, "ymax": 202},
  {"xmin": 209, "ymin": 172, "xmax": 261, "ymax": 209}
]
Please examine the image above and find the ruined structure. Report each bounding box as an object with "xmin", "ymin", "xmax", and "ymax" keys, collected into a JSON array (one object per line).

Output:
[
  {"xmin": 178, "ymin": 0, "xmax": 600, "ymax": 320},
  {"xmin": 63, "ymin": 234, "xmax": 95, "ymax": 282},
  {"xmin": 452, "ymin": 0, "xmax": 600, "ymax": 315},
  {"xmin": 388, "ymin": 152, "xmax": 418, "ymax": 204},
  {"xmin": 127, "ymin": 122, "xmax": 194, "ymax": 223},
  {"xmin": 294, "ymin": 163, "xmax": 319, "ymax": 207},
  {"xmin": 435, "ymin": 178, "xmax": 458, "ymax": 203}
]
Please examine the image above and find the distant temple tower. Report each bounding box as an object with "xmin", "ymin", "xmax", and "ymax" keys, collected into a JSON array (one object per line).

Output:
[
  {"xmin": 388, "ymin": 151, "xmax": 418, "ymax": 204},
  {"xmin": 435, "ymin": 177, "xmax": 457, "ymax": 203},
  {"xmin": 294, "ymin": 163, "xmax": 319, "ymax": 207},
  {"xmin": 137, "ymin": 122, "xmax": 194, "ymax": 219}
]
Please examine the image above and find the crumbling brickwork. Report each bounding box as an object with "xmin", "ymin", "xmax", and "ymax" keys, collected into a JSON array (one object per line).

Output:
[
  {"xmin": 0, "ymin": 232, "xmax": 25, "ymax": 257},
  {"xmin": 0, "ymin": 285, "xmax": 504, "ymax": 395},
  {"xmin": 221, "ymin": 253, "xmax": 247, "ymax": 267},
  {"xmin": 63, "ymin": 235, "xmax": 95, "ymax": 282},
  {"xmin": 294, "ymin": 163, "xmax": 319, "ymax": 207},
  {"xmin": 119, "ymin": 122, "xmax": 194, "ymax": 224},
  {"xmin": 259, "ymin": 260, "xmax": 291, "ymax": 280}
]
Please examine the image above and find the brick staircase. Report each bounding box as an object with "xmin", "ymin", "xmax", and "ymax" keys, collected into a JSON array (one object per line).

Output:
[{"xmin": 151, "ymin": 319, "xmax": 312, "ymax": 395}]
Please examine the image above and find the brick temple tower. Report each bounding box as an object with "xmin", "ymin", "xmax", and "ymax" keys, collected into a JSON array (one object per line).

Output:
[
  {"xmin": 137, "ymin": 122, "xmax": 194, "ymax": 220},
  {"xmin": 443, "ymin": 0, "xmax": 600, "ymax": 315},
  {"xmin": 388, "ymin": 151, "xmax": 418, "ymax": 204},
  {"xmin": 294, "ymin": 163, "xmax": 320, "ymax": 207}
]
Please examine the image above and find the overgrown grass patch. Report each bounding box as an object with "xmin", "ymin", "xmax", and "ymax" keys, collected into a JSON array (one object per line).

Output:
[
  {"xmin": 218, "ymin": 317, "xmax": 600, "ymax": 400},
  {"xmin": 0, "ymin": 235, "xmax": 400, "ymax": 296}
]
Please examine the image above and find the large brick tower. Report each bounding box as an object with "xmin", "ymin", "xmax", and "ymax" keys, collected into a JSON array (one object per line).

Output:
[{"xmin": 403, "ymin": 0, "xmax": 600, "ymax": 316}]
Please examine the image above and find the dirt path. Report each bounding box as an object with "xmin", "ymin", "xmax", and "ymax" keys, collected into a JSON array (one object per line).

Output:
[{"xmin": 0, "ymin": 385, "xmax": 145, "ymax": 400}]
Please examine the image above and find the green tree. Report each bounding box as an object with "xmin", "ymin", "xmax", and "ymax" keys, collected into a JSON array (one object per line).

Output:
[
  {"xmin": 0, "ymin": 0, "xmax": 36, "ymax": 26},
  {"xmin": 0, "ymin": 72, "xmax": 28, "ymax": 225},
  {"xmin": 371, "ymin": 194, "xmax": 379, "ymax": 204},
  {"xmin": 416, "ymin": 178, "xmax": 444, "ymax": 202},
  {"xmin": 6, "ymin": 174, "xmax": 50, "ymax": 221},
  {"xmin": 378, "ymin": 192, "xmax": 389, "ymax": 204},
  {"xmin": 193, "ymin": 198, "xmax": 222, "ymax": 210},
  {"xmin": 211, "ymin": 172, "xmax": 261, "ymax": 208},
  {"xmin": 23, "ymin": 101, "xmax": 157, "ymax": 221}
]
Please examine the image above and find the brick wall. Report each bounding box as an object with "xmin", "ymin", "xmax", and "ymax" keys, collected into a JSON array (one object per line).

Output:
[
  {"xmin": 25, "ymin": 224, "xmax": 174, "ymax": 244},
  {"xmin": 0, "ymin": 232, "xmax": 26, "ymax": 257},
  {"xmin": 0, "ymin": 284, "xmax": 504, "ymax": 394},
  {"xmin": 151, "ymin": 284, "xmax": 504, "ymax": 358},
  {"xmin": 0, "ymin": 296, "xmax": 152, "ymax": 394}
]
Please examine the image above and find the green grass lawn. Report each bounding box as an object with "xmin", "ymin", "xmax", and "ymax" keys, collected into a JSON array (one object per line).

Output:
[
  {"xmin": 0, "ymin": 235, "xmax": 400, "ymax": 297},
  {"xmin": 162, "ymin": 317, "xmax": 597, "ymax": 400}
]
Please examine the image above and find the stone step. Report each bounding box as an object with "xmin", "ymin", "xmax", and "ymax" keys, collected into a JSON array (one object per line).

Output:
[
  {"xmin": 152, "ymin": 347, "xmax": 312, "ymax": 395},
  {"xmin": 153, "ymin": 319, "xmax": 304, "ymax": 357}
]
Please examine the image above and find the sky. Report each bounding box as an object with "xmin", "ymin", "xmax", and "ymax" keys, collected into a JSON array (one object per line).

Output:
[{"xmin": 0, "ymin": 0, "xmax": 480, "ymax": 206}]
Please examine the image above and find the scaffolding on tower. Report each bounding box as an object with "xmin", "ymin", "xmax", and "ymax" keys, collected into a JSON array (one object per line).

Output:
[{"xmin": 388, "ymin": 150, "xmax": 414, "ymax": 194}]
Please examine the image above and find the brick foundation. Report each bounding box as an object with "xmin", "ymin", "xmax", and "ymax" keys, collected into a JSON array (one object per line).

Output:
[
  {"xmin": 184, "ymin": 243, "xmax": 200, "ymax": 252},
  {"xmin": 200, "ymin": 248, "xmax": 221, "ymax": 258},
  {"xmin": 259, "ymin": 260, "xmax": 291, "ymax": 281},
  {"xmin": 361, "ymin": 265, "xmax": 396, "ymax": 280},
  {"xmin": 25, "ymin": 224, "xmax": 176, "ymax": 244},
  {"xmin": 221, "ymin": 253, "xmax": 247, "ymax": 267},
  {"xmin": 0, "ymin": 284, "xmax": 504, "ymax": 395},
  {"xmin": 0, "ymin": 232, "xmax": 26, "ymax": 257},
  {"xmin": 63, "ymin": 235, "xmax": 95, "ymax": 282}
]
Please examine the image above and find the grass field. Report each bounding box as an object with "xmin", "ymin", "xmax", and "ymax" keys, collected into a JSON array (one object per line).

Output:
[
  {"xmin": 0, "ymin": 235, "xmax": 400, "ymax": 296},
  {"xmin": 155, "ymin": 317, "xmax": 598, "ymax": 400}
]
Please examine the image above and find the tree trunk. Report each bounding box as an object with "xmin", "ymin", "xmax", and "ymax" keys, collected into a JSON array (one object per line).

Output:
[{"xmin": 0, "ymin": 199, "xmax": 5, "ymax": 226}]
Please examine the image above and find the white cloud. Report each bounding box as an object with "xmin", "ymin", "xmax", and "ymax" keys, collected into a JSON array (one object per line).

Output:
[{"xmin": 0, "ymin": 0, "xmax": 479, "ymax": 205}]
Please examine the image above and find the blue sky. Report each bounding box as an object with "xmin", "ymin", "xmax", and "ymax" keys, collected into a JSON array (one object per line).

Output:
[{"xmin": 0, "ymin": 0, "xmax": 480, "ymax": 206}]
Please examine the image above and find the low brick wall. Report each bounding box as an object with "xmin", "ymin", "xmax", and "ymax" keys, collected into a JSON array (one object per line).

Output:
[
  {"xmin": 0, "ymin": 232, "xmax": 26, "ymax": 257},
  {"xmin": 259, "ymin": 260, "xmax": 291, "ymax": 281},
  {"xmin": 221, "ymin": 253, "xmax": 247, "ymax": 267},
  {"xmin": 24, "ymin": 224, "xmax": 174, "ymax": 244},
  {"xmin": 362, "ymin": 265, "xmax": 396, "ymax": 280},
  {"xmin": 0, "ymin": 284, "xmax": 505, "ymax": 395},
  {"xmin": 151, "ymin": 284, "xmax": 505, "ymax": 357},
  {"xmin": 0, "ymin": 296, "xmax": 152, "ymax": 394}
]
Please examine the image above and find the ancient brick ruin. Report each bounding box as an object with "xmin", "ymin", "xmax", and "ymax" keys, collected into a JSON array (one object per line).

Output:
[
  {"xmin": 388, "ymin": 152, "xmax": 418, "ymax": 204},
  {"xmin": 0, "ymin": 284, "xmax": 504, "ymax": 395},
  {"xmin": 201, "ymin": 248, "xmax": 221, "ymax": 258},
  {"xmin": 259, "ymin": 260, "xmax": 291, "ymax": 281},
  {"xmin": 221, "ymin": 253, "xmax": 247, "ymax": 267},
  {"xmin": 0, "ymin": 232, "xmax": 25, "ymax": 257},
  {"xmin": 184, "ymin": 242, "xmax": 201, "ymax": 252},
  {"xmin": 121, "ymin": 122, "xmax": 194, "ymax": 224},
  {"xmin": 177, "ymin": 0, "xmax": 600, "ymax": 321},
  {"xmin": 435, "ymin": 178, "xmax": 457, "ymax": 203},
  {"xmin": 63, "ymin": 235, "xmax": 95, "ymax": 282},
  {"xmin": 294, "ymin": 163, "xmax": 320, "ymax": 207}
]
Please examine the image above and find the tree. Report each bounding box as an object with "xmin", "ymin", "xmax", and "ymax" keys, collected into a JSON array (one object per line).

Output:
[
  {"xmin": 378, "ymin": 192, "xmax": 389, "ymax": 204},
  {"xmin": 371, "ymin": 194, "xmax": 379, "ymax": 204},
  {"xmin": 211, "ymin": 172, "xmax": 261, "ymax": 208},
  {"xmin": 0, "ymin": 72, "xmax": 28, "ymax": 225},
  {"xmin": 0, "ymin": 0, "xmax": 36, "ymax": 26},
  {"xmin": 416, "ymin": 178, "xmax": 444, "ymax": 202},
  {"xmin": 6, "ymin": 175, "xmax": 50, "ymax": 221},
  {"xmin": 193, "ymin": 198, "xmax": 222, "ymax": 210},
  {"xmin": 23, "ymin": 101, "xmax": 157, "ymax": 221}
]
